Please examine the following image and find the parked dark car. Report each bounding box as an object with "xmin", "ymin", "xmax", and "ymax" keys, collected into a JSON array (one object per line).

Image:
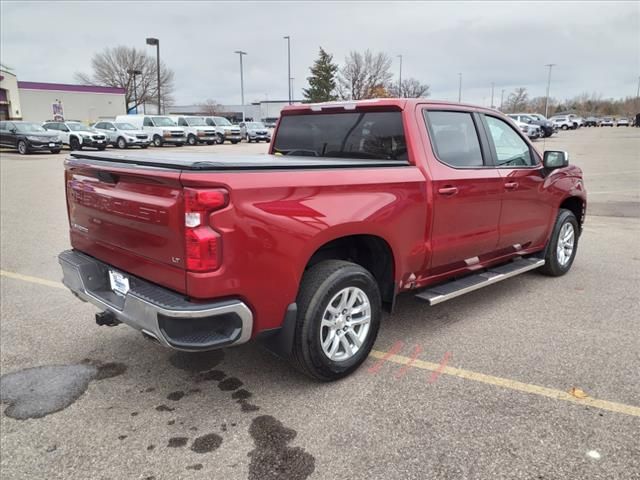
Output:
[
  {"xmin": 0, "ymin": 121, "xmax": 63, "ymax": 154},
  {"xmin": 584, "ymin": 116, "xmax": 601, "ymax": 127}
]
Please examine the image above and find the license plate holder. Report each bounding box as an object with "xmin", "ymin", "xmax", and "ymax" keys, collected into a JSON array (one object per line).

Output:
[{"xmin": 108, "ymin": 270, "xmax": 130, "ymax": 296}]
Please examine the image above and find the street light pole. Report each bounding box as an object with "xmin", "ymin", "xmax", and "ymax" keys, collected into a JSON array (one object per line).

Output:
[
  {"xmin": 458, "ymin": 73, "xmax": 462, "ymax": 102},
  {"xmin": 490, "ymin": 82, "xmax": 495, "ymax": 109},
  {"xmin": 544, "ymin": 63, "xmax": 556, "ymax": 118},
  {"xmin": 500, "ymin": 89, "xmax": 505, "ymax": 111},
  {"xmin": 283, "ymin": 36, "xmax": 291, "ymax": 104},
  {"xmin": 397, "ymin": 55, "xmax": 403, "ymax": 97},
  {"xmin": 234, "ymin": 50, "xmax": 247, "ymax": 122},
  {"xmin": 145, "ymin": 38, "xmax": 161, "ymax": 114},
  {"xmin": 127, "ymin": 69, "xmax": 142, "ymax": 113}
]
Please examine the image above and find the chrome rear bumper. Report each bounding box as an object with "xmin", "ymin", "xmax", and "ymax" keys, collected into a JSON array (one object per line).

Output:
[{"xmin": 58, "ymin": 250, "xmax": 253, "ymax": 351}]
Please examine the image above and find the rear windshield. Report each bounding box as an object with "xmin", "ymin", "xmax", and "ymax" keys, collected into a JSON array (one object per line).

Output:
[{"xmin": 273, "ymin": 111, "xmax": 407, "ymax": 160}]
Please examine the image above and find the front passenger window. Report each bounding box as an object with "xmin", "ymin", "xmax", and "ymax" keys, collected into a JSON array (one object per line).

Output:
[
  {"xmin": 485, "ymin": 116, "xmax": 534, "ymax": 167},
  {"xmin": 143, "ymin": 117, "xmax": 153, "ymax": 127}
]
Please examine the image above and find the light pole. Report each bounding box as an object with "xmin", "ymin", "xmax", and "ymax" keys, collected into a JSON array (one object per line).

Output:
[
  {"xmin": 127, "ymin": 69, "xmax": 142, "ymax": 113},
  {"xmin": 500, "ymin": 89, "xmax": 505, "ymax": 111},
  {"xmin": 145, "ymin": 38, "xmax": 161, "ymax": 114},
  {"xmin": 234, "ymin": 50, "xmax": 247, "ymax": 122},
  {"xmin": 490, "ymin": 82, "xmax": 495, "ymax": 109},
  {"xmin": 283, "ymin": 36, "xmax": 291, "ymax": 104},
  {"xmin": 397, "ymin": 54, "xmax": 403, "ymax": 97},
  {"xmin": 544, "ymin": 63, "xmax": 556, "ymax": 118},
  {"xmin": 290, "ymin": 77, "xmax": 295, "ymax": 101},
  {"xmin": 458, "ymin": 73, "xmax": 462, "ymax": 102}
]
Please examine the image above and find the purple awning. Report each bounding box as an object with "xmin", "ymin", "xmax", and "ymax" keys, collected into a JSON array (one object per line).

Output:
[{"xmin": 18, "ymin": 81, "xmax": 125, "ymax": 95}]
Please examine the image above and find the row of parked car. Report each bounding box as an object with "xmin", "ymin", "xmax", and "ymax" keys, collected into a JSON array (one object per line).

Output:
[
  {"xmin": 0, "ymin": 114, "xmax": 274, "ymax": 154},
  {"xmin": 548, "ymin": 114, "xmax": 632, "ymax": 130}
]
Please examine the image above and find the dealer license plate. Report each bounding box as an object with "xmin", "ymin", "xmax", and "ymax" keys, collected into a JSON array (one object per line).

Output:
[{"xmin": 108, "ymin": 270, "xmax": 130, "ymax": 296}]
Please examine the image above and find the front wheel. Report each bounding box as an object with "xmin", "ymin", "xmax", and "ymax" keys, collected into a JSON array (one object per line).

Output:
[
  {"xmin": 17, "ymin": 140, "xmax": 29, "ymax": 155},
  {"xmin": 187, "ymin": 134, "xmax": 197, "ymax": 145},
  {"xmin": 153, "ymin": 135, "xmax": 163, "ymax": 147},
  {"xmin": 291, "ymin": 260, "xmax": 381, "ymax": 381},
  {"xmin": 539, "ymin": 209, "xmax": 579, "ymax": 277},
  {"xmin": 216, "ymin": 133, "xmax": 225, "ymax": 144},
  {"xmin": 117, "ymin": 137, "xmax": 127, "ymax": 149},
  {"xmin": 70, "ymin": 137, "xmax": 82, "ymax": 150}
]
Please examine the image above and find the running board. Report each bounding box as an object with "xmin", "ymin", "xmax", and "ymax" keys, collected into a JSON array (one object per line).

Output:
[{"xmin": 415, "ymin": 257, "xmax": 545, "ymax": 306}]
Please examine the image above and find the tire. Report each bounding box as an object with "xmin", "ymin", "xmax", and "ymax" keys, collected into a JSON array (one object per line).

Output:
[
  {"xmin": 291, "ymin": 260, "xmax": 381, "ymax": 381},
  {"xmin": 561, "ymin": 124, "xmax": 568, "ymax": 130},
  {"xmin": 116, "ymin": 137, "xmax": 127, "ymax": 149},
  {"xmin": 50, "ymin": 149, "xmax": 61, "ymax": 154},
  {"xmin": 187, "ymin": 134, "xmax": 197, "ymax": 145},
  {"xmin": 69, "ymin": 137, "xmax": 82, "ymax": 151},
  {"xmin": 153, "ymin": 135, "xmax": 163, "ymax": 147},
  {"xmin": 216, "ymin": 133, "xmax": 225, "ymax": 144},
  {"xmin": 231, "ymin": 140, "xmax": 239, "ymax": 144},
  {"xmin": 17, "ymin": 140, "xmax": 29, "ymax": 155},
  {"xmin": 539, "ymin": 209, "xmax": 579, "ymax": 277}
]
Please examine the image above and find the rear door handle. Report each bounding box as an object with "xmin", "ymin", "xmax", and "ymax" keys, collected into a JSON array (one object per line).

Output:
[
  {"xmin": 438, "ymin": 186, "xmax": 459, "ymax": 196},
  {"xmin": 504, "ymin": 182, "xmax": 519, "ymax": 190}
]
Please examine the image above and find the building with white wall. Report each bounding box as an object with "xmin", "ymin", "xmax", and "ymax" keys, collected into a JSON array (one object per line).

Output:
[{"xmin": 0, "ymin": 68, "xmax": 126, "ymax": 123}]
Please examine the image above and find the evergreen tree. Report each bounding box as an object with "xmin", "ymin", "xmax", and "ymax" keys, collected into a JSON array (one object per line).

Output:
[{"xmin": 303, "ymin": 47, "xmax": 338, "ymax": 103}]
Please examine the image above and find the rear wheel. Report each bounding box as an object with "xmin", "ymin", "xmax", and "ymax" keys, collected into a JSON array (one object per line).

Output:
[
  {"xmin": 153, "ymin": 135, "xmax": 163, "ymax": 147},
  {"xmin": 291, "ymin": 260, "xmax": 381, "ymax": 381},
  {"xmin": 17, "ymin": 140, "xmax": 29, "ymax": 155},
  {"xmin": 116, "ymin": 137, "xmax": 127, "ymax": 149},
  {"xmin": 539, "ymin": 209, "xmax": 579, "ymax": 277}
]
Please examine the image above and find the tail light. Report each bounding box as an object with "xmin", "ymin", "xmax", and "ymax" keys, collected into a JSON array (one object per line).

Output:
[{"xmin": 184, "ymin": 188, "xmax": 228, "ymax": 272}]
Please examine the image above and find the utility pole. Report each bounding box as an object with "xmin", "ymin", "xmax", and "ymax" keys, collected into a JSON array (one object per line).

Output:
[
  {"xmin": 234, "ymin": 50, "xmax": 247, "ymax": 122},
  {"xmin": 290, "ymin": 77, "xmax": 295, "ymax": 101},
  {"xmin": 490, "ymin": 82, "xmax": 495, "ymax": 109},
  {"xmin": 544, "ymin": 63, "xmax": 556, "ymax": 118},
  {"xmin": 397, "ymin": 54, "xmax": 403, "ymax": 97},
  {"xmin": 458, "ymin": 73, "xmax": 462, "ymax": 102},
  {"xmin": 145, "ymin": 38, "xmax": 160, "ymax": 113},
  {"xmin": 283, "ymin": 36, "xmax": 291, "ymax": 104},
  {"xmin": 500, "ymin": 89, "xmax": 505, "ymax": 111}
]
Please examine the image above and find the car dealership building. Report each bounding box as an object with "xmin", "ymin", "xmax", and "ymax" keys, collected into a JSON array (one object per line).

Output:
[{"xmin": 0, "ymin": 68, "xmax": 125, "ymax": 123}]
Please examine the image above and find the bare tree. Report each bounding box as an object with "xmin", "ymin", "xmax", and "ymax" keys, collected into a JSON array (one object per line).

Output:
[
  {"xmin": 504, "ymin": 87, "xmax": 529, "ymax": 113},
  {"xmin": 388, "ymin": 78, "xmax": 430, "ymax": 98},
  {"xmin": 337, "ymin": 50, "xmax": 393, "ymax": 100},
  {"xmin": 75, "ymin": 46, "xmax": 175, "ymax": 113},
  {"xmin": 197, "ymin": 99, "xmax": 224, "ymax": 116}
]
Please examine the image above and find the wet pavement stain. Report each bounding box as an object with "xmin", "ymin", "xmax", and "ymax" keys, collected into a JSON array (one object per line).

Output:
[
  {"xmin": 248, "ymin": 415, "xmax": 315, "ymax": 480},
  {"xmin": 167, "ymin": 437, "xmax": 189, "ymax": 448},
  {"xmin": 118, "ymin": 435, "xmax": 127, "ymax": 440},
  {"xmin": 239, "ymin": 400, "xmax": 260, "ymax": 413},
  {"xmin": 167, "ymin": 419, "xmax": 175, "ymax": 425},
  {"xmin": 169, "ymin": 350, "xmax": 225, "ymax": 372},
  {"xmin": 167, "ymin": 391, "xmax": 185, "ymax": 401},
  {"xmin": 155, "ymin": 405, "xmax": 175, "ymax": 412},
  {"xmin": 186, "ymin": 464, "xmax": 203, "ymax": 471},
  {"xmin": 190, "ymin": 433, "xmax": 223, "ymax": 454},
  {"xmin": 197, "ymin": 369, "xmax": 226, "ymax": 382},
  {"xmin": 231, "ymin": 389, "xmax": 252, "ymax": 400},
  {"xmin": 147, "ymin": 445, "xmax": 155, "ymax": 451},
  {"xmin": 0, "ymin": 361, "xmax": 126, "ymax": 420},
  {"xmin": 218, "ymin": 377, "xmax": 243, "ymax": 391}
]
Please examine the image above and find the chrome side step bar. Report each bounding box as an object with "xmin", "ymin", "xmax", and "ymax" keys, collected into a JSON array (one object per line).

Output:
[{"xmin": 415, "ymin": 257, "xmax": 545, "ymax": 306}]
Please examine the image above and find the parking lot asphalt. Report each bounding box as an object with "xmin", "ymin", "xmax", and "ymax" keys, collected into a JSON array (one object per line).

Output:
[{"xmin": 1, "ymin": 127, "xmax": 639, "ymax": 479}]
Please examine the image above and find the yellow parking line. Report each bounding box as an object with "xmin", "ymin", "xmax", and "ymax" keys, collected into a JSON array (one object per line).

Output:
[
  {"xmin": 0, "ymin": 269, "xmax": 65, "ymax": 290},
  {"xmin": 2, "ymin": 268, "xmax": 638, "ymax": 418},
  {"xmin": 369, "ymin": 350, "xmax": 640, "ymax": 418}
]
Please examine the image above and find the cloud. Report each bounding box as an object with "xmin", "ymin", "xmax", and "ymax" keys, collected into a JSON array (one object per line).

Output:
[{"xmin": 1, "ymin": 1, "xmax": 638, "ymax": 107}]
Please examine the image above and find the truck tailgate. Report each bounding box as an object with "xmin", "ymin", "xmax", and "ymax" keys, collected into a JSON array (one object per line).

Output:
[{"xmin": 65, "ymin": 158, "xmax": 187, "ymax": 293}]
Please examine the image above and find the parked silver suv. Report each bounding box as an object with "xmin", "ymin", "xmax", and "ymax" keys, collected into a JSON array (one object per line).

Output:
[
  {"xmin": 203, "ymin": 116, "xmax": 242, "ymax": 144},
  {"xmin": 92, "ymin": 121, "xmax": 150, "ymax": 149}
]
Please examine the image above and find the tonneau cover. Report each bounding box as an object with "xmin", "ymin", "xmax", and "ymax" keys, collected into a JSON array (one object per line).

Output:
[{"xmin": 67, "ymin": 151, "xmax": 410, "ymax": 171}]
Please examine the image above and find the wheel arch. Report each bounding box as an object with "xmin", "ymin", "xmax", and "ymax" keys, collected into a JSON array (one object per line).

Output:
[{"xmin": 559, "ymin": 195, "xmax": 585, "ymax": 231}]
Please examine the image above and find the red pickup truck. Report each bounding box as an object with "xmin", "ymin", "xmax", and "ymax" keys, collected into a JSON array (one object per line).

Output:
[{"xmin": 59, "ymin": 99, "xmax": 586, "ymax": 380}]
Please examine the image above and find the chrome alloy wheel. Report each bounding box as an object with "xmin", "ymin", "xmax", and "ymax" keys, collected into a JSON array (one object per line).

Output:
[
  {"xmin": 557, "ymin": 222, "xmax": 575, "ymax": 266},
  {"xmin": 320, "ymin": 287, "xmax": 371, "ymax": 362}
]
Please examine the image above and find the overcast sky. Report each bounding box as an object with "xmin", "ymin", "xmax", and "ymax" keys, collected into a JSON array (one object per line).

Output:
[{"xmin": 2, "ymin": 1, "xmax": 638, "ymax": 107}]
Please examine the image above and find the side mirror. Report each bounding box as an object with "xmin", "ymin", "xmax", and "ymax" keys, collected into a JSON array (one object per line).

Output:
[
  {"xmin": 10, "ymin": 128, "xmax": 17, "ymax": 133},
  {"xmin": 543, "ymin": 150, "xmax": 569, "ymax": 169}
]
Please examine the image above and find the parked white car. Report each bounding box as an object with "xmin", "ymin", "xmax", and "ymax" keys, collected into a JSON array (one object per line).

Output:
[
  {"xmin": 550, "ymin": 116, "xmax": 575, "ymax": 130},
  {"xmin": 168, "ymin": 116, "xmax": 218, "ymax": 145},
  {"xmin": 42, "ymin": 121, "xmax": 108, "ymax": 151},
  {"xmin": 92, "ymin": 120, "xmax": 150, "ymax": 149},
  {"xmin": 513, "ymin": 119, "xmax": 541, "ymax": 139},
  {"xmin": 203, "ymin": 116, "xmax": 242, "ymax": 144},
  {"xmin": 616, "ymin": 117, "xmax": 630, "ymax": 127},
  {"xmin": 115, "ymin": 114, "xmax": 186, "ymax": 147},
  {"xmin": 601, "ymin": 117, "xmax": 615, "ymax": 127}
]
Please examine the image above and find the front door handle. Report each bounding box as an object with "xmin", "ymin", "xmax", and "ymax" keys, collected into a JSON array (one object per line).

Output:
[
  {"xmin": 504, "ymin": 182, "xmax": 519, "ymax": 190},
  {"xmin": 438, "ymin": 186, "xmax": 459, "ymax": 196}
]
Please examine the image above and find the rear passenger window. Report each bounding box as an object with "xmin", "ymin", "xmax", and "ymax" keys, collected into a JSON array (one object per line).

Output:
[
  {"xmin": 485, "ymin": 116, "xmax": 534, "ymax": 167},
  {"xmin": 424, "ymin": 111, "xmax": 484, "ymax": 167}
]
